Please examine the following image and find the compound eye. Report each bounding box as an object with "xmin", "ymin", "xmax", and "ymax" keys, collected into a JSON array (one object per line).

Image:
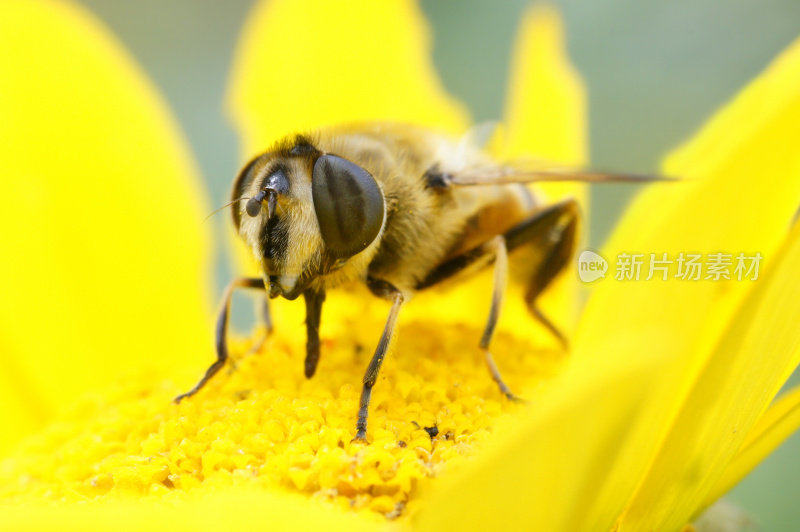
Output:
[{"xmin": 311, "ymin": 154, "xmax": 385, "ymax": 259}]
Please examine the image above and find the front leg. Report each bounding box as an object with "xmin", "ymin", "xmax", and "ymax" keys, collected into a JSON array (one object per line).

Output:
[
  {"xmin": 303, "ymin": 288, "xmax": 326, "ymax": 378},
  {"xmin": 174, "ymin": 277, "xmax": 266, "ymax": 402},
  {"xmin": 242, "ymin": 296, "xmax": 274, "ymax": 358},
  {"xmin": 353, "ymin": 279, "xmax": 405, "ymax": 442}
]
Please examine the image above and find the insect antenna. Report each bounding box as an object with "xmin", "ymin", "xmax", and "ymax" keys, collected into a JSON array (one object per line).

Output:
[
  {"xmin": 204, "ymin": 190, "xmax": 278, "ymax": 222},
  {"xmin": 245, "ymin": 189, "xmax": 278, "ymax": 218},
  {"xmin": 204, "ymin": 199, "xmax": 244, "ymax": 222}
]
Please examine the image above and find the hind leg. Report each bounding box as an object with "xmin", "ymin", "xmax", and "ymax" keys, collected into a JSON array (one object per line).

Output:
[
  {"xmin": 479, "ymin": 197, "xmax": 579, "ymax": 397},
  {"xmin": 505, "ymin": 199, "xmax": 580, "ymax": 348},
  {"xmin": 415, "ymin": 199, "xmax": 580, "ymax": 398},
  {"xmin": 416, "ymin": 234, "xmax": 522, "ymax": 400},
  {"xmin": 418, "ymin": 198, "xmax": 580, "ymax": 345}
]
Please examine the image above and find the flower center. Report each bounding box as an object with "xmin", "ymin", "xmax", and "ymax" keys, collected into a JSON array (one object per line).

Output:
[{"xmin": 1, "ymin": 310, "xmax": 564, "ymax": 520}]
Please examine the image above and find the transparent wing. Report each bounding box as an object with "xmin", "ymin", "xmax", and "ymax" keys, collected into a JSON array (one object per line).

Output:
[{"xmin": 445, "ymin": 161, "xmax": 675, "ymax": 186}]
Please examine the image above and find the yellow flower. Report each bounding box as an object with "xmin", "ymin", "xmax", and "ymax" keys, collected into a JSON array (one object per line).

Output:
[{"xmin": 2, "ymin": 1, "xmax": 800, "ymax": 531}]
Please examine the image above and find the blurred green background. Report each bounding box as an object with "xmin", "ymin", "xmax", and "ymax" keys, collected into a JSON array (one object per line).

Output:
[{"xmin": 74, "ymin": 0, "xmax": 800, "ymax": 529}]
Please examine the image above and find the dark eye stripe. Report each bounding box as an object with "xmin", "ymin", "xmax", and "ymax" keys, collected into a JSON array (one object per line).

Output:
[
  {"xmin": 343, "ymin": 173, "xmax": 366, "ymax": 227},
  {"xmin": 260, "ymin": 216, "xmax": 289, "ymax": 263},
  {"xmin": 311, "ymin": 154, "xmax": 384, "ymax": 259},
  {"xmin": 321, "ymin": 167, "xmax": 350, "ymax": 242}
]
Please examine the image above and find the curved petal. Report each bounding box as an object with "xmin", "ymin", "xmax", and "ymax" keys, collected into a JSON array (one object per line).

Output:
[
  {"xmin": 703, "ymin": 384, "xmax": 800, "ymax": 509},
  {"xmin": 414, "ymin": 353, "xmax": 659, "ymax": 532},
  {"xmin": 576, "ymin": 41, "xmax": 800, "ymax": 360},
  {"xmin": 621, "ymin": 218, "xmax": 800, "ymax": 531},
  {"xmin": 227, "ymin": 0, "xmax": 470, "ymax": 157},
  {"xmin": 0, "ymin": 0, "xmax": 212, "ymax": 453},
  {"xmin": 501, "ymin": 5, "xmax": 587, "ymax": 182},
  {"xmin": 572, "ymin": 35, "xmax": 800, "ymax": 530}
]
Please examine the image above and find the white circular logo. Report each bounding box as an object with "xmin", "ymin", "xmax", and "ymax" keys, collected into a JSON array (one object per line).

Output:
[{"xmin": 577, "ymin": 250, "xmax": 608, "ymax": 283}]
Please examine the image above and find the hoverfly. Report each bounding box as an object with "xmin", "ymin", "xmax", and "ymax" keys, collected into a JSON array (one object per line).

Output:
[{"xmin": 175, "ymin": 122, "xmax": 666, "ymax": 441}]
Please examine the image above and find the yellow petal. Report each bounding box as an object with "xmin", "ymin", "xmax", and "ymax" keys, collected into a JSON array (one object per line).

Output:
[
  {"xmin": 703, "ymin": 384, "xmax": 800, "ymax": 509},
  {"xmin": 0, "ymin": 0, "xmax": 212, "ymax": 454},
  {"xmin": 502, "ymin": 5, "xmax": 587, "ymax": 181},
  {"xmin": 0, "ymin": 488, "xmax": 382, "ymax": 532},
  {"xmin": 414, "ymin": 353, "xmax": 659, "ymax": 532},
  {"xmin": 620, "ymin": 219, "xmax": 800, "ymax": 531},
  {"xmin": 501, "ymin": 4, "xmax": 588, "ymax": 335},
  {"xmin": 572, "ymin": 36, "xmax": 800, "ymax": 529},
  {"xmin": 227, "ymin": 0, "xmax": 469, "ymax": 157}
]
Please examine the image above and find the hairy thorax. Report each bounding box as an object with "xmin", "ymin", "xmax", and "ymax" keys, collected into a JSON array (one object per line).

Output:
[{"xmin": 311, "ymin": 124, "xmax": 536, "ymax": 294}]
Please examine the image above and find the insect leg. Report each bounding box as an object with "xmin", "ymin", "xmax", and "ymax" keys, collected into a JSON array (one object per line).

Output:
[
  {"xmin": 479, "ymin": 236, "xmax": 522, "ymax": 401},
  {"xmin": 354, "ymin": 280, "xmax": 405, "ymax": 442},
  {"xmin": 174, "ymin": 277, "xmax": 266, "ymax": 403},
  {"xmin": 303, "ymin": 288, "xmax": 326, "ymax": 378},
  {"xmin": 417, "ymin": 198, "xmax": 579, "ymax": 346},
  {"xmin": 506, "ymin": 199, "xmax": 579, "ymax": 348},
  {"xmin": 242, "ymin": 296, "xmax": 274, "ymax": 358},
  {"xmin": 260, "ymin": 296, "xmax": 274, "ymax": 334},
  {"xmin": 418, "ymin": 235, "xmax": 521, "ymax": 400}
]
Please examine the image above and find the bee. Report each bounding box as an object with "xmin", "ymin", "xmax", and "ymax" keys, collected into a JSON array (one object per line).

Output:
[{"xmin": 175, "ymin": 122, "xmax": 665, "ymax": 441}]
